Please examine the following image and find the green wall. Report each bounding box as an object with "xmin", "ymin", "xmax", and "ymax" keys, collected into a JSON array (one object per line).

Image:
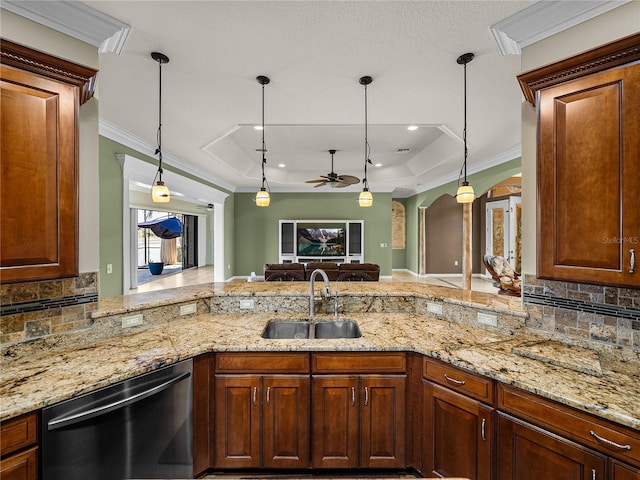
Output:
[
  {"xmin": 99, "ymin": 136, "xmax": 233, "ymax": 296},
  {"xmin": 233, "ymin": 192, "xmax": 393, "ymax": 277},
  {"xmin": 403, "ymin": 158, "xmax": 522, "ymax": 274}
]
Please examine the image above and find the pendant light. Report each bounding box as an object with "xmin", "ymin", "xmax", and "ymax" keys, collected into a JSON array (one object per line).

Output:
[
  {"xmin": 255, "ymin": 75, "xmax": 271, "ymax": 207},
  {"xmin": 359, "ymin": 75, "xmax": 373, "ymax": 207},
  {"xmin": 456, "ymin": 52, "xmax": 475, "ymax": 204},
  {"xmin": 151, "ymin": 52, "xmax": 170, "ymax": 203}
]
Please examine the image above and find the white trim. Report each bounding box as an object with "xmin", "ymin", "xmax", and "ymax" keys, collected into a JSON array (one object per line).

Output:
[
  {"xmin": 490, "ymin": 0, "xmax": 632, "ymax": 55},
  {"xmin": 394, "ymin": 144, "xmax": 522, "ymax": 198},
  {"xmin": 100, "ymin": 117, "xmax": 236, "ymax": 192},
  {"xmin": 1, "ymin": 0, "xmax": 130, "ymax": 54},
  {"xmin": 117, "ymin": 153, "xmax": 228, "ymax": 289}
]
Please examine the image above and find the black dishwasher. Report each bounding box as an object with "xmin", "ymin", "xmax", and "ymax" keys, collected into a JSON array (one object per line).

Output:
[{"xmin": 41, "ymin": 359, "xmax": 193, "ymax": 480}]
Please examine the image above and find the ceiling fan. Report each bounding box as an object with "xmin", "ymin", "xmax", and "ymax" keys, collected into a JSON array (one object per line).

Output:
[{"xmin": 305, "ymin": 150, "xmax": 360, "ymax": 188}]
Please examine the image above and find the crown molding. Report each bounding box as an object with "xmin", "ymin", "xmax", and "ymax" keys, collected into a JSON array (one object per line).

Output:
[
  {"xmin": 490, "ymin": 0, "xmax": 632, "ymax": 55},
  {"xmin": 100, "ymin": 117, "xmax": 236, "ymax": 192},
  {"xmin": 1, "ymin": 0, "xmax": 130, "ymax": 54},
  {"xmin": 399, "ymin": 144, "xmax": 522, "ymax": 198}
]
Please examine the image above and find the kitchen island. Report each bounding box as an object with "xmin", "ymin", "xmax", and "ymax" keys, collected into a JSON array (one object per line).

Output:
[{"xmin": 1, "ymin": 282, "xmax": 639, "ymax": 479}]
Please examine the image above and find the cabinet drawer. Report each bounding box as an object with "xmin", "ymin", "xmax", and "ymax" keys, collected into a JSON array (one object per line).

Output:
[
  {"xmin": 0, "ymin": 446, "xmax": 38, "ymax": 480},
  {"xmin": 0, "ymin": 413, "xmax": 38, "ymax": 457},
  {"xmin": 498, "ymin": 384, "xmax": 640, "ymax": 467},
  {"xmin": 215, "ymin": 353, "xmax": 309, "ymax": 373},
  {"xmin": 423, "ymin": 359, "xmax": 493, "ymax": 403},
  {"xmin": 312, "ymin": 353, "xmax": 406, "ymax": 373}
]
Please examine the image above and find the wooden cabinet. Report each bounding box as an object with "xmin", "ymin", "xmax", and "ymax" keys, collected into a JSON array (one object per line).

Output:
[
  {"xmin": 311, "ymin": 353, "xmax": 406, "ymax": 469},
  {"xmin": 422, "ymin": 359, "xmax": 493, "ymax": 480},
  {"xmin": 0, "ymin": 39, "xmax": 97, "ymax": 283},
  {"xmin": 214, "ymin": 353, "xmax": 310, "ymax": 469},
  {"xmin": 0, "ymin": 412, "xmax": 38, "ymax": 480},
  {"xmin": 498, "ymin": 384, "xmax": 640, "ymax": 480},
  {"xmin": 517, "ymin": 33, "xmax": 640, "ymax": 287},
  {"xmin": 497, "ymin": 413, "xmax": 606, "ymax": 480}
]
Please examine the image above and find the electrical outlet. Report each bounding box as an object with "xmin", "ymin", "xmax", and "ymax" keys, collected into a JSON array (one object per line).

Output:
[
  {"xmin": 454, "ymin": 260, "xmax": 459, "ymax": 266},
  {"xmin": 180, "ymin": 303, "xmax": 197, "ymax": 316},
  {"xmin": 427, "ymin": 303, "xmax": 443, "ymax": 315},
  {"xmin": 122, "ymin": 314, "xmax": 143, "ymax": 328},
  {"xmin": 477, "ymin": 312, "xmax": 497, "ymax": 327},
  {"xmin": 106, "ymin": 264, "xmax": 113, "ymax": 274},
  {"xmin": 240, "ymin": 299, "xmax": 255, "ymax": 309},
  {"xmin": 380, "ymin": 242, "xmax": 388, "ymax": 248}
]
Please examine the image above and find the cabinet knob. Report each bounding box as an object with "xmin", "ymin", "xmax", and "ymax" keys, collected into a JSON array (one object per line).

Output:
[
  {"xmin": 481, "ymin": 418, "xmax": 486, "ymax": 441},
  {"xmin": 630, "ymin": 249, "xmax": 635, "ymax": 274},
  {"xmin": 351, "ymin": 386, "xmax": 356, "ymax": 406},
  {"xmin": 443, "ymin": 373, "xmax": 466, "ymax": 386},
  {"xmin": 252, "ymin": 386, "xmax": 257, "ymax": 406},
  {"xmin": 364, "ymin": 386, "xmax": 369, "ymax": 406},
  {"xmin": 266, "ymin": 386, "xmax": 270, "ymax": 406}
]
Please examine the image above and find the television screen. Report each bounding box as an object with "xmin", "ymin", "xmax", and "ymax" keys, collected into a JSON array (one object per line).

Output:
[{"xmin": 297, "ymin": 223, "xmax": 346, "ymax": 256}]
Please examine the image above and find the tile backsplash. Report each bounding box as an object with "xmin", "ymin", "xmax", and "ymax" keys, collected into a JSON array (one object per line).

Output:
[
  {"xmin": 0, "ymin": 272, "xmax": 98, "ymax": 344},
  {"xmin": 522, "ymin": 274, "xmax": 640, "ymax": 349}
]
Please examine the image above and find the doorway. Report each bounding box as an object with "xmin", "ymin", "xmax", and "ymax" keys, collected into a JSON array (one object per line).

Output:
[{"xmin": 485, "ymin": 196, "xmax": 522, "ymax": 276}]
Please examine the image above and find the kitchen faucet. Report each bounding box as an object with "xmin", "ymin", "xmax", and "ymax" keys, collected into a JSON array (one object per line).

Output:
[{"xmin": 309, "ymin": 269, "xmax": 331, "ymax": 317}]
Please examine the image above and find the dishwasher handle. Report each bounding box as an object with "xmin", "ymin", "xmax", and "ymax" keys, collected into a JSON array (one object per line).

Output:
[{"xmin": 47, "ymin": 370, "xmax": 191, "ymax": 431}]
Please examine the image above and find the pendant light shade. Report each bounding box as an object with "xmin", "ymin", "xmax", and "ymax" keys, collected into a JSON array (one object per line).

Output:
[
  {"xmin": 256, "ymin": 75, "xmax": 270, "ymax": 207},
  {"xmin": 151, "ymin": 52, "xmax": 170, "ymax": 203},
  {"xmin": 359, "ymin": 189, "xmax": 373, "ymax": 207},
  {"xmin": 456, "ymin": 52, "xmax": 475, "ymax": 204},
  {"xmin": 359, "ymin": 75, "xmax": 373, "ymax": 208}
]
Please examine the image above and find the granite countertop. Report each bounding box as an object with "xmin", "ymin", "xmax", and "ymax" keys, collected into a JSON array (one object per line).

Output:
[
  {"xmin": 92, "ymin": 281, "xmax": 523, "ymax": 318},
  {"xmin": 2, "ymin": 310, "xmax": 638, "ymax": 430}
]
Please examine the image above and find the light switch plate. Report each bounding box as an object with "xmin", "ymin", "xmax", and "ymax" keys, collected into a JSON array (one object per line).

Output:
[
  {"xmin": 122, "ymin": 314, "xmax": 143, "ymax": 328},
  {"xmin": 240, "ymin": 299, "xmax": 255, "ymax": 309},
  {"xmin": 427, "ymin": 303, "xmax": 443, "ymax": 315},
  {"xmin": 180, "ymin": 303, "xmax": 197, "ymax": 316},
  {"xmin": 477, "ymin": 312, "xmax": 497, "ymax": 327}
]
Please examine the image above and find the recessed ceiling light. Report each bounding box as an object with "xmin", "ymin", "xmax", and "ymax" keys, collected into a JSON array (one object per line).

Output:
[
  {"xmin": 254, "ymin": 125, "xmax": 263, "ymax": 130},
  {"xmin": 375, "ymin": 163, "xmax": 382, "ymax": 167},
  {"xmin": 278, "ymin": 163, "xmax": 286, "ymax": 168},
  {"xmin": 407, "ymin": 125, "xmax": 418, "ymax": 131}
]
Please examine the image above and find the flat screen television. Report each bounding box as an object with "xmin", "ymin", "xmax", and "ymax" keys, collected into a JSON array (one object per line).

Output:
[{"xmin": 297, "ymin": 223, "xmax": 346, "ymax": 257}]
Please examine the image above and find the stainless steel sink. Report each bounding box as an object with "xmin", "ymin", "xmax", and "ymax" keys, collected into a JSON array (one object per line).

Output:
[
  {"xmin": 313, "ymin": 320, "xmax": 362, "ymax": 339},
  {"xmin": 261, "ymin": 320, "xmax": 310, "ymax": 339},
  {"xmin": 261, "ymin": 319, "xmax": 362, "ymax": 339}
]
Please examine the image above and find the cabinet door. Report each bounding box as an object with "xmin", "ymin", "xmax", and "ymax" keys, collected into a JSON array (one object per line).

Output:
[
  {"xmin": 423, "ymin": 381, "xmax": 492, "ymax": 480},
  {"xmin": 263, "ymin": 375, "xmax": 310, "ymax": 468},
  {"xmin": 497, "ymin": 413, "xmax": 606, "ymax": 480},
  {"xmin": 611, "ymin": 460, "xmax": 640, "ymax": 480},
  {"xmin": 361, "ymin": 375, "xmax": 406, "ymax": 468},
  {"xmin": 537, "ymin": 64, "xmax": 640, "ymax": 287},
  {"xmin": 214, "ymin": 375, "xmax": 261, "ymax": 468},
  {"xmin": 0, "ymin": 66, "xmax": 80, "ymax": 283},
  {"xmin": 0, "ymin": 447, "xmax": 37, "ymax": 480},
  {"xmin": 312, "ymin": 375, "xmax": 359, "ymax": 468}
]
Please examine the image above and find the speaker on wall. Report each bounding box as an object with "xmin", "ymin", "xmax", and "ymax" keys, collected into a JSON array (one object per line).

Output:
[
  {"xmin": 348, "ymin": 222, "xmax": 362, "ymax": 255},
  {"xmin": 281, "ymin": 222, "xmax": 295, "ymax": 255}
]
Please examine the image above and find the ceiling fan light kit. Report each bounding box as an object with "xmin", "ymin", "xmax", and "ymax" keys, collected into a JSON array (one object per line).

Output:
[
  {"xmin": 359, "ymin": 75, "xmax": 373, "ymax": 207},
  {"xmin": 256, "ymin": 75, "xmax": 271, "ymax": 207},
  {"xmin": 456, "ymin": 52, "xmax": 475, "ymax": 204},
  {"xmin": 151, "ymin": 52, "xmax": 171, "ymax": 203}
]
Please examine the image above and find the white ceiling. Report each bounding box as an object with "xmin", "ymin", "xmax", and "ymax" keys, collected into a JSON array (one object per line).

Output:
[{"xmin": 80, "ymin": 0, "xmax": 543, "ymax": 197}]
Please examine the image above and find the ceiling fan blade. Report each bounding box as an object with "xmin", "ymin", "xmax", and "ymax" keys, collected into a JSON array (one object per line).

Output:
[
  {"xmin": 313, "ymin": 181, "xmax": 328, "ymax": 188},
  {"xmin": 336, "ymin": 175, "xmax": 360, "ymax": 185},
  {"xmin": 334, "ymin": 182, "xmax": 351, "ymax": 188},
  {"xmin": 305, "ymin": 179, "xmax": 327, "ymax": 183}
]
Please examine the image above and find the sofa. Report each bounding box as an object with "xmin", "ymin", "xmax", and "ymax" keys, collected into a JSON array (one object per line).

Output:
[{"xmin": 264, "ymin": 262, "xmax": 379, "ymax": 281}]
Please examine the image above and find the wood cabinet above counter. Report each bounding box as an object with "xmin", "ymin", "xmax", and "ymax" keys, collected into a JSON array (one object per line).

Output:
[{"xmin": 0, "ymin": 39, "xmax": 97, "ymax": 283}]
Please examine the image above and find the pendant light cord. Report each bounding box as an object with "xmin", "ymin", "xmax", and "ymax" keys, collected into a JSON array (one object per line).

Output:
[
  {"xmin": 363, "ymin": 82, "xmax": 370, "ymax": 189},
  {"xmin": 154, "ymin": 57, "xmax": 164, "ymax": 185},
  {"xmin": 463, "ymin": 60, "xmax": 468, "ymax": 184},
  {"xmin": 261, "ymin": 81, "xmax": 268, "ymax": 189}
]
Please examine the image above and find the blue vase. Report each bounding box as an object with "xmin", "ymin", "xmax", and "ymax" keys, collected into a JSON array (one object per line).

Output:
[{"xmin": 148, "ymin": 262, "xmax": 164, "ymax": 275}]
